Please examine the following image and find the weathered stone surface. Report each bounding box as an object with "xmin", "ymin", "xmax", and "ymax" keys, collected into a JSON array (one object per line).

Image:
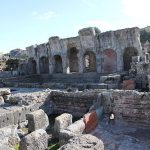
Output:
[
  {"xmin": 3, "ymin": 94, "xmax": 11, "ymax": 102},
  {"xmin": 51, "ymin": 90, "xmax": 97, "ymax": 117},
  {"xmin": 0, "ymin": 125, "xmax": 20, "ymax": 147},
  {"xmin": 66, "ymin": 119, "xmax": 85, "ymax": 134},
  {"xmin": 8, "ymin": 89, "xmax": 51, "ymax": 105},
  {"xmin": 0, "ymin": 88, "xmax": 11, "ymax": 96},
  {"xmin": 59, "ymin": 129, "xmax": 77, "ymax": 146},
  {"xmin": 59, "ymin": 118, "xmax": 85, "ymax": 146},
  {"xmin": 54, "ymin": 113, "xmax": 72, "ymax": 138},
  {"xmin": 91, "ymin": 121, "xmax": 150, "ymax": 150},
  {"xmin": 0, "ymin": 144, "xmax": 13, "ymax": 150},
  {"xmin": 100, "ymin": 75, "xmax": 121, "ymax": 83},
  {"xmin": 0, "ymin": 96, "xmax": 4, "ymax": 104},
  {"xmin": 26, "ymin": 109, "xmax": 49, "ymax": 133},
  {"xmin": 103, "ymin": 90, "xmax": 150, "ymax": 125},
  {"xmin": 19, "ymin": 129, "xmax": 48, "ymax": 150},
  {"xmin": 59, "ymin": 134, "xmax": 104, "ymax": 150}
]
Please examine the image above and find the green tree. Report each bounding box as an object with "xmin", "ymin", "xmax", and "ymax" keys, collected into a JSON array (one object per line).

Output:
[
  {"xmin": 5, "ymin": 59, "xmax": 19, "ymax": 71},
  {"xmin": 140, "ymin": 26, "xmax": 150, "ymax": 44}
]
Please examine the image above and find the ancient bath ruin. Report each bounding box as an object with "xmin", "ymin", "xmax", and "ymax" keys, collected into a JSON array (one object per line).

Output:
[{"xmin": 0, "ymin": 27, "xmax": 150, "ymax": 150}]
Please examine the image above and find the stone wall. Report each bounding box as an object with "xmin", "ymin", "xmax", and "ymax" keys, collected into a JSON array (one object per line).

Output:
[
  {"xmin": 50, "ymin": 90, "xmax": 150, "ymax": 126},
  {"xmin": 106, "ymin": 90, "xmax": 150, "ymax": 125},
  {"xmin": 0, "ymin": 103, "xmax": 43, "ymax": 128},
  {"xmin": 18, "ymin": 27, "xmax": 142, "ymax": 75},
  {"xmin": 50, "ymin": 90, "xmax": 99, "ymax": 117}
]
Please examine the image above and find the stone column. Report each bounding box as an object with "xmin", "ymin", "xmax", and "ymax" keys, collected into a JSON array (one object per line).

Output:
[
  {"xmin": 96, "ymin": 51, "xmax": 101, "ymax": 73},
  {"xmin": 63, "ymin": 55, "xmax": 69, "ymax": 74},
  {"xmin": 36, "ymin": 58, "xmax": 40, "ymax": 74},
  {"xmin": 78, "ymin": 52, "xmax": 83, "ymax": 73},
  {"xmin": 49, "ymin": 57, "xmax": 53, "ymax": 74},
  {"xmin": 117, "ymin": 50, "xmax": 123, "ymax": 72}
]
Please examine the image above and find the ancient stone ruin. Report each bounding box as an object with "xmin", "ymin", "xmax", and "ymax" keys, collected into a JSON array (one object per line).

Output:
[{"xmin": 0, "ymin": 27, "xmax": 150, "ymax": 150}]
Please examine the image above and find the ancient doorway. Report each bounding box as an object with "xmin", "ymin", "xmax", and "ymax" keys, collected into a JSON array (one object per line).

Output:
[
  {"xmin": 68, "ymin": 47, "xmax": 79, "ymax": 73},
  {"xmin": 28, "ymin": 58, "xmax": 37, "ymax": 74},
  {"xmin": 102, "ymin": 49, "xmax": 117, "ymax": 73},
  {"xmin": 123, "ymin": 47, "xmax": 138, "ymax": 71},
  {"xmin": 39, "ymin": 56, "xmax": 49, "ymax": 74},
  {"xmin": 84, "ymin": 51, "xmax": 96, "ymax": 72},
  {"xmin": 53, "ymin": 55, "xmax": 63, "ymax": 73}
]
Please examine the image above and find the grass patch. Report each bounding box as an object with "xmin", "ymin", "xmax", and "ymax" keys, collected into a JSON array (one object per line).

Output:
[
  {"xmin": 48, "ymin": 143, "xmax": 59, "ymax": 150},
  {"xmin": 48, "ymin": 138, "xmax": 59, "ymax": 150},
  {"xmin": 13, "ymin": 144, "xmax": 19, "ymax": 150}
]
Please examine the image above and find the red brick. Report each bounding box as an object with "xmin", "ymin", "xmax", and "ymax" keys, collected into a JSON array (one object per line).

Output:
[
  {"xmin": 122, "ymin": 80, "xmax": 135, "ymax": 90},
  {"xmin": 83, "ymin": 111, "xmax": 98, "ymax": 133}
]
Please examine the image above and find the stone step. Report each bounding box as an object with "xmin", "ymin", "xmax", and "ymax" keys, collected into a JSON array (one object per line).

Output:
[{"xmin": 3, "ymin": 73, "xmax": 101, "ymax": 84}]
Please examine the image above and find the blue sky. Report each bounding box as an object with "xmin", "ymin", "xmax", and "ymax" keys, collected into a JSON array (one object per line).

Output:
[{"xmin": 0, "ymin": 0, "xmax": 150, "ymax": 53}]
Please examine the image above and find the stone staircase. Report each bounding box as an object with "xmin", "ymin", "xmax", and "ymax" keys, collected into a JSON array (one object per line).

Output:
[
  {"xmin": 3, "ymin": 73, "xmax": 100, "ymax": 84},
  {"xmin": 2, "ymin": 73, "xmax": 122, "ymax": 90}
]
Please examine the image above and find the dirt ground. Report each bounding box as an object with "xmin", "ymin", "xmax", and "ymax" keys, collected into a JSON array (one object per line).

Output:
[{"xmin": 91, "ymin": 119, "xmax": 150, "ymax": 150}]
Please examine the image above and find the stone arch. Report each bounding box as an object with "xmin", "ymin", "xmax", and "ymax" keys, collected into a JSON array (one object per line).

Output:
[
  {"xmin": 39, "ymin": 56, "xmax": 49, "ymax": 74},
  {"xmin": 68, "ymin": 47, "xmax": 79, "ymax": 73},
  {"xmin": 102, "ymin": 49, "xmax": 117, "ymax": 73},
  {"xmin": 83, "ymin": 51, "xmax": 96, "ymax": 72},
  {"xmin": 28, "ymin": 58, "xmax": 37, "ymax": 74},
  {"xmin": 53, "ymin": 55, "xmax": 63, "ymax": 73},
  {"xmin": 123, "ymin": 47, "xmax": 138, "ymax": 71}
]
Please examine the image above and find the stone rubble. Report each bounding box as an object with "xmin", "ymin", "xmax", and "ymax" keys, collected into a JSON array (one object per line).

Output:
[
  {"xmin": 54, "ymin": 113, "xmax": 72, "ymax": 138},
  {"xmin": 19, "ymin": 129, "xmax": 48, "ymax": 150},
  {"xmin": 0, "ymin": 125, "xmax": 20, "ymax": 148},
  {"xmin": 59, "ymin": 118, "xmax": 85, "ymax": 146},
  {"xmin": 26, "ymin": 109, "xmax": 49, "ymax": 133},
  {"xmin": 59, "ymin": 134, "xmax": 104, "ymax": 150}
]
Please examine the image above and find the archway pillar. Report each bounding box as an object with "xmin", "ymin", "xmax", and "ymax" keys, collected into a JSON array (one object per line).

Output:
[
  {"xmin": 49, "ymin": 58, "xmax": 53, "ymax": 74},
  {"xmin": 96, "ymin": 51, "xmax": 101, "ymax": 73},
  {"xmin": 62, "ymin": 55, "xmax": 68, "ymax": 74},
  {"xmin": 36, "ymin": 58, "xmax": 40, "ymax": 74},
  {"xmin": 78, "ymin": 52, "xmax": 83, "ymax": 73},
  {"xmin": 117, "ymin": 50, "xmax": 123, "ymax": 72}
]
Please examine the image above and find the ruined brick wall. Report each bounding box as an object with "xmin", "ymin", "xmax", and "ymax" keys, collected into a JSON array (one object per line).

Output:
[
  {"xmin": 97, "ymin": 27, "xmax": 142, "ymax": 72},
  {"xmin": 50, "ymin": 90, "xmax": 150, "ymax": 125},
  {"xmin": 109, "ymin": 90, "xmax": 150, "ymax": 125},
  {"xmin": 50, "ymin": 91, "xmax": 99, "ymax": 117}
]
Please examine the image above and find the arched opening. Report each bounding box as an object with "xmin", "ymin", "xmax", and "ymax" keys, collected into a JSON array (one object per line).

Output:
[
  {"xmin": 39, "ymin": 56, "xmax": 49, "ymax": 74},
  {"xmin": 68, "ymin": 47, "xmax": 79, "ymax": 73},
  {"xmin": 53, "ymin": 55, "xmax": 63, "ymax": 73},
  {"xmin": 102, "ymin": 49, "xmax": 117, "ymax": 73},
  {"xmin": 123, "ymin": 47, "xmax": 138, "ymax": 71},
  {"xmin": 28, "ymin": 58, "xmax": 37, "ymax": 74},
  {"xmin": 84, "ymin": 51, "xmax": 96, "ymax": 72}
]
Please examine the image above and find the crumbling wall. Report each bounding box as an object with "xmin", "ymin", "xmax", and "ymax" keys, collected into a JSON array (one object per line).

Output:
[
  {"xmin": 19, "ymin": 27, "xmax": 143, "ymax": 75},
  {"xmin": 97, "ymin": 27, "xmax": 142, "ymax": 72},
  {"xmin": 50, "ymin": 89, "xmax": 150, "ymax": 125},
  {"xmin": 50, "ymin": 90, "xmax": 99, "ymax": 117},
  {"xmin": 104, "ymin": 90, "xmax": 150, "ymax": 125}
]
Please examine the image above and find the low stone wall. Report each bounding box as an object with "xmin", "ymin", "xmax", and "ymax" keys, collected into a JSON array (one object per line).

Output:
[
  {"xmin": 105, "ymin": 90, "xmax": 150, "ymax": 125},
  {"xmin": 50, "ymin": 89, "xmax": 150, "ymax": 126},
  {"xmin": 50, "ymin": 91, "xmax": 100, "ymax": 117},
  {"xmin": 0, "ymin": 103, "xmax": 43, "ymax": 128}
]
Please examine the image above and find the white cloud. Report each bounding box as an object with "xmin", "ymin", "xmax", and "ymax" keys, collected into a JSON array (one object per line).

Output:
[
  {"xmin": 122, "ymin": 0, "xmax": 150, "ymax": 20},
  {"xmin": 81, "ymin": 0, "xmax": 98, "ymax": 8},
  {"xmin": 74, "ymin": 20, "xmax": 114, "ymax": 32},
  {"xmin": 32, "ymin": 11, "xmax": 56, "ymax": 20}
]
